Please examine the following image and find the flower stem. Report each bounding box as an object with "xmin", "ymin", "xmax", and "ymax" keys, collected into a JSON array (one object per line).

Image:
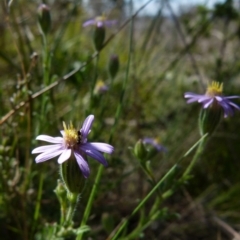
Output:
[
  {"xmin": 151, "ymin": 134, "xmax": 208, "ymax": 213},
  {"xmin": 76, "ymin": 165, "xmax": 104, "ymax": 240},
  {"xmin": 33, "ymin": 171, "xmax": 44, "ymax": 225},
  {"xmin": 109, "ymin": 134, "xmax": 208, "ymax": 239},
  {"xmin": 90, "ymin": 53, "xmax": 100, "ymax": 105},
  {"xmin": 65, "ymin": 193, "xmax": 79, "ymax": 227},
  {"xmin": 111, "ymin": 164, "xmax": 178, "ymax": 240},
  {"xmin": 42, "ymin": 33, "xmax": 51, "ymax": 85},
  {"xmin": 32, "ymin": 31, "xmax": 52, "ymax": 234},
  {"xmin": 182, "ymin": 135, "xmax": 207, "ymax": 178},
  {"xmin": 77, "ymin": 14, "xmax": 134, "ymax": 240}
]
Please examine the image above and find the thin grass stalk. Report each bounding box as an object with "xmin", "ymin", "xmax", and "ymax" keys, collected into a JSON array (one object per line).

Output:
[
  {"xmin": 140, "ymin": 1, "xmax": 164, "ymax": 56},
  {"xmin": 144, "ymin": 16, "xmax": 214, "ymax": 101},
  {"xmin": 111, "ymin": 164, "xmax": 178, "ymax": 240},
  {"xmin": 110, "ymin": 134, "xmax": 208, "ymax": 239},
  {"xmin": 77, "ymin": 9, "xmax": 135, "ymax": 240},
  {"xmin": 90, "ymin": 53, "xmax": 100, "ymax": 108},
  {"xmin": 51, "ymin": 0, "xmax": 79, "ymax": 54},
  {"xmin": 165, "ymin": 0, "xmax": 204, "ymax": 89},
  {"xmin": 42, "ymin": 33, "xmax": 51, "ymax": 86},
  {"xmin": 33, "ymin": 170, "xmax": 44, "ymax": 226},
  {"xmin": 32, "ymin": 30, "xmax": 52, "ymax": 235},
  {"xmin": 182, "ymin": 135, "xmax": 207, "ymax": 177}
]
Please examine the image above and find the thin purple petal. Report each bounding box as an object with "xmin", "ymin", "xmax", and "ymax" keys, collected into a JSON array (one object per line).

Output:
[
  {"xmin": 102, "ymin": 20, "xmax": 117, "ymax": 27},
  {"xmin": 184, "ymin": 93, "xmax": 207, "ymax": 104},
  {"xmin": 83, "ymin": 19, "xmax": 96, "ymax": 27},
  {"xmin": 80, "ymin": 145, "xmax": 108, "ymax": 166},
  {"xmin": 35, "ymin": 149, "xmax": 64, "ymax": 163},
  {"xmin": 215, "ymin": 96, "xmax": 224, "ymax": 102},
  {"xmin": 220, "ymin": 97, "xmax": 240, "ymax": 110},
  {"xmin": 225, "ymin": 96, "xmax": 240, "ymax": 99},
  {"xmin": 216, "ymin": 97, "xmax": 240, "ymax": 117},
  {"xmin": 184, "ymin": 92, "xmax": 203, "ymax": 98},
  {"xmin": 228, "ymin": 101, "xmax": 240, "ymax": 110},
  {"xmin": 32, "ymin": 144, "xmax": 62, "ymax": 154},
  {"xmin": 96, "ymin": 21, "xmax": 104, "ymax": 27},
  {"xmin": 81, "ymin": 115, "xmax": 94, "ymax": 140},
  {"xmin": 58, "ymin": 149, "xmax": 71, "ymax": 164},
  {"xmin": 203, "ymin": 98, "xmax": 214, "ymax": 108},
  {"xmin": 221, "ymin": 104, "xmax": 233, "ymax": 117},
  {"xmin": 36, "ymin": 135, "xmax": 63, "ymax": 144},
  {"xmin": 186, "ymin": 97, "xmax": 201, "ymax": 103},
  {"xmin": 197, "ymin": 96, "xmax": 212, "ymax": 103},
  {"xmin": 74, "ymin": 151, "xmax": 90, "ymax": 178},
  {"xmin": 85, "ymin": 142, "xmax": 114, "ymax": 154},
  {"xmin": 83, "ymin": 18, "xmax": 117, "ymax": 28}
]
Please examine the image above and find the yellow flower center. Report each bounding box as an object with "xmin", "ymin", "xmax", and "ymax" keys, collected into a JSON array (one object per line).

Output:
[
  {"xmin": 63, "ymin": 122, "xmax": 79, "ymax": 148},
  {"xmin": 94, "ymin": 80, "xmax": 107, "ymax": 94},
  {"xmin": 96, "ymin": 79, "xmax": 105, "ymax": 88},
  {"xmin": 206, "ymin": 81, "xmax": 223, "ymax": 96},
  {"xmin": 95, "ymin": 15, "xmax": 106, "ymax": 22},
  {"xmin": 153, "ymin": 137, "xmax": 161, "ymax": 145}
]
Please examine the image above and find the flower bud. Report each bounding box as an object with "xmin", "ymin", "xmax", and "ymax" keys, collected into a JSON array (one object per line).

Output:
[
  {"xmin": 146, "ymin": 146, "xmax": 161, "ymax": 160},
  {"xmin": 133, "ymin": 139, "xmax": 148, "ymax": 161},
  {"xmin": 60, "ymin": 155, "xmax": 86, "ymax": 194},
  {"xmin": 37, "ymin": 4, "xmax": 51, "ymax": 35},
  {"xmin": 93, "ymin": 25, "xmax": 105, "ymax": 51},
  {"xmin": 108, "ymin": 54, "xmax": 119, "ymax": 80},
  {"xmin": 54, "ymin": 179, "xmax": 67, "ymax": 198},
  {"xmin": 198, "ymin": 102, "xmax": 223, "ymax": 136},
  {"xmin": 143, "ymin": 137, "xmax": 167, "ymax": 159}
]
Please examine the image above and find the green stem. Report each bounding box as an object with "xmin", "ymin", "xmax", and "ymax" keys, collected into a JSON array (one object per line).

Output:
[
  {"xmin": 65, "ymin": 193, "xmax": 79, "ymax": 227},
  {"xmin": 60, "ymin": 201, "xmax": 66, "ymax": 226},
  {"xmin": 110, "ymin": 134, "xmax": 208, "ymax": 239},
  {"xmin": 122, "ymin": 210, "xmax": 160, "ymax": 240},
  {"xmin": 90, "ymin": 53, "xmax": 99, "ymax": 105},
  {"xmin": 182, "ymin": 135, "xmax": 207, "ymax": 177},
  {"xmin": 112, "ymin": 164, "xmax": 178, "ymax": 240},
  {"xmin": 149, "ymin": 196, "xmax": 162, "ymax": 217},
  {"xmin": 54, "ymin": 181, "xmax": 67, "ymax": 226},
  {"xmin": 76, "ymin": 165, "xmax": 104, "ymax": 240},
  {"xmin": 33, "ymin": 171, "xmax": 44, "ymax": 222},
  {"xmin": 109, "ymin": 16, "xmax": 133, "ymax": 143},
  {"xmin": 152, "ymin": 134, "xmax": 208, "ymax": 203},
  {"xmin": 77, "ymin": 14, "xmax": 134, "ymax": 240},
  {"xmin": 42, "ymin": 33, "xmax": 50, "ymax": 85},
  {"xmin": 141, "ymin": 164, "xmax": 160, "ymax": 188},
  {"xmin": 151, "ymin": 134, "xmax": 208, "ymax": 214},
  {"xmin": 32, "ymin": 32, "xmax": 51, "ymax": 233},
  {"xmin": 150, "ymin": 134, "xmax": 208, "ymax": 214}
]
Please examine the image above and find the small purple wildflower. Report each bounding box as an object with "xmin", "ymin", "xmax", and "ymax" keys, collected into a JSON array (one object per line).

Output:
[
  {"xmin": 143, "ymin": 137, "xmax": 167, "ymax": 152},
  {"xmin": 184, "ymin": 81, "xmax": 240, "ymax": 118},
  {"xmin": 32, "ymin": 115, "xmax": 114, "ymax": 178},
  {"xmin": 83, "ymin": 15, "xmax": 117, "ymax": 28},
  {"xmin": 94, "ymin": 80, "xmax": 109, "ymax": 94}
]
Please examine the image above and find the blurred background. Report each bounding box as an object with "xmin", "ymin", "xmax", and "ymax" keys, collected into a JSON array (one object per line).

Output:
[{"xmin": 1, "ymin": 0, "xmax": 240, "ymax": 239}]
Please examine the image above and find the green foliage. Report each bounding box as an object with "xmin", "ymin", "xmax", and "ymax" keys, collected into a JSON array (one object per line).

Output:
[{"xmin": 1, "ymin": 0, "xmax": 240, "ymax": 239}]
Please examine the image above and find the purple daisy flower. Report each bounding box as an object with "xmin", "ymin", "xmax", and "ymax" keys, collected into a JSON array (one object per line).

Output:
[
  {"xmin": 184, "ymin": 81, "xmax": 240, "ymax": 118},
  {"xmin": 143, "ymin": 137, "xmax": 167, "ymax": 152},
  {"xmin": 83, "ymin": 15, "xmax": 117, "ymax": 28},
  {"xmin": 94, "ymin": 80, "xmax": 109, "ymax": 94},
  {"xmin": 32, "ymin": 115, "xmax": 114, "ymax": 178}
]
